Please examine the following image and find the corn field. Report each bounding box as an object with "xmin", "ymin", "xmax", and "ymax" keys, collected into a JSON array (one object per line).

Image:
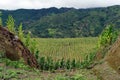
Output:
[{"xmin": 35, "ymin": 37, "xmax": 98, "ymax": 61}]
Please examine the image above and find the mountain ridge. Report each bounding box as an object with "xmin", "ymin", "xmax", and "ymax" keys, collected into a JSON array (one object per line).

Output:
[{"xmin": 0, "ymin": 5, "xmax": 120, "ymax": 38}]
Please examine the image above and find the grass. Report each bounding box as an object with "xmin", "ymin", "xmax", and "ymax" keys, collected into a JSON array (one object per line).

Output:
[
  {"xmin": 0, "ymin": 57, "xmax": 98, "ymax": 80},
  {"xmin": 0, "ymin": 63, "xmax": 98, "ymax": 80},
  {"xmin": 35, "ymin": 37, "xmax": 98, "ymax": 61}
]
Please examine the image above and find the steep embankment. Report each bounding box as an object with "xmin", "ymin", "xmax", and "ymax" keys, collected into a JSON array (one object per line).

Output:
[
  {"xmin": 93, "ymin": 36, "xmax": 120, "ymax": 80},
  {"xmin": 0, "ymin": 26, "xmax": 38, "ymax": 68}
]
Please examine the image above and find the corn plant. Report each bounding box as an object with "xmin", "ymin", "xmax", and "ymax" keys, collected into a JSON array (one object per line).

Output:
[
  {"xmin": 6, "ymin": 15, "xmax": 15, "ymax": 33},
  {"xmin": 38, "ymin": 57, "xmax": 45, "ymax": 70},
  {"xmin": 35, "ymin": 49, "xmax": 39, "ymax": 59},
  {"xmin": 0, "ymin": 17, "xmax": 2, "ymax": 26},
  {"xmin": 25, "ymin": 31, "xmax": 31, "ymax": 47},
  {"xmin": 66, "ymin": 59, "xmax": 71, "ymax": 69},
  {"xmin": 60, "ymin": 58, "xmax": 65, "ymax": 69},
  {"xmin": 54, "ymin": 60, "xmax": 60, "ymax": 70},
  {"xmin": 76, "ymin": 60, "xmax": 81, "ymax": 68},
  {"xmin": 71, "ymin": 59, "xmax": 76, "ymax": 69},
  {"xmin": 18, "ymin": 23, "xmax": 24, "ymax": 41},
  {"xmin": 0, "ymin": 12, "xmax": 2, "ymax": 26},
  {"xmin": 98, "ymin": 24, "xmax": 118, "ymax": 48}
]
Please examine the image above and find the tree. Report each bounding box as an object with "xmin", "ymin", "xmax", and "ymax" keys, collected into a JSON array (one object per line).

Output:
[
  {"xmin": 18, "ymin": 23, "xmax": 24, "ymax": 41},
  {"xmin": 6, "ymin": 15, "xmax": 15, "ymax": 33},
  {"xmin": 25, "ymin": 31, "xmax": 31, "ymax": 47},
  {"xmin": 0, "ymin": 12, "xmax": 2, "ymax": 26},
  {"xmin": 47, "ymin": 28, "xmax": 57, "ymax": 37},
  {"xmin": 98, "ymin": 24, "xmax": 118, "ymax": 47}
]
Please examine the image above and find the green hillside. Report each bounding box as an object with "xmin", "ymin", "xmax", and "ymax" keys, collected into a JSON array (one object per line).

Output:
[{"xmin": 1, "ymin": 5, "xmax": 120, "ymax": 38}]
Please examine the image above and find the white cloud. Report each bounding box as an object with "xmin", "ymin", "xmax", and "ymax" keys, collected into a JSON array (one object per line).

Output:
[{"xmin": 0, "ymin": 0, "xmax": 120, "ymax": 10}]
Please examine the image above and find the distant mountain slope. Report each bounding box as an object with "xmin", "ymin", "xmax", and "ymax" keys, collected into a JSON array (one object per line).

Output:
[
  {"xmin": 1, "ymin": 7, "xmax": 73, "ymax": 26},
  {"xmin": 0, "ymin": 5, "xmax": 120, "ymax": 38}
]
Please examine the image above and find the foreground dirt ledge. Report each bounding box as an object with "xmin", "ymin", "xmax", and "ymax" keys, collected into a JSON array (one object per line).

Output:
[
  {"xmin": 0, "ymin": 26, "xmax": 39, "ymax": 68},
  {"xmin": 93, "ymin": 62, "xmax": 120, "ymax": 80},
  {"xmin": 92, "ymin": 36, "xmax": 120, "ymax": 80}
]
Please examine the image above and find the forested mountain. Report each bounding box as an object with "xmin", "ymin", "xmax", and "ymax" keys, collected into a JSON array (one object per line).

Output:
[{"xmin": 1, "ymin": 5, "xmax": 120, "ymax": 38}]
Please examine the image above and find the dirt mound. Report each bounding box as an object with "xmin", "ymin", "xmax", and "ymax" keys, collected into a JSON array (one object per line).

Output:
[
  {"xmin": 0, "ymin": 26, "xmax": 38, "ymax": 68},
  {"xmin": 105, "ymin": 36, "xmax": 120, "ymax": 73},
  {"xmin": 92, "ymin": 36, "xmax": 120, "ymax": 79},
  {"xmin": 93, "ymin": 62, "xmax": 120, "ymax": 80}
]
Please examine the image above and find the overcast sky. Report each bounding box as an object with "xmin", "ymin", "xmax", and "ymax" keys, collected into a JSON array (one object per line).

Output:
[{"xmin": 0, "ymin": 0, "xmax": 120, "ymax": 10}]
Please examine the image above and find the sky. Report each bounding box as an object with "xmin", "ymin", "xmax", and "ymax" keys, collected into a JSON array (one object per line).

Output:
[{"xmin": 0, "ymin": 0, "xmax": 120, "ymax": 10}]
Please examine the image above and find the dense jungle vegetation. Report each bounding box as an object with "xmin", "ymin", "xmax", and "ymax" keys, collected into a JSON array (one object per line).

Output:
[{"xmin": 0, "ymin": 5, "xmax": 120, "ymax": 38}]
